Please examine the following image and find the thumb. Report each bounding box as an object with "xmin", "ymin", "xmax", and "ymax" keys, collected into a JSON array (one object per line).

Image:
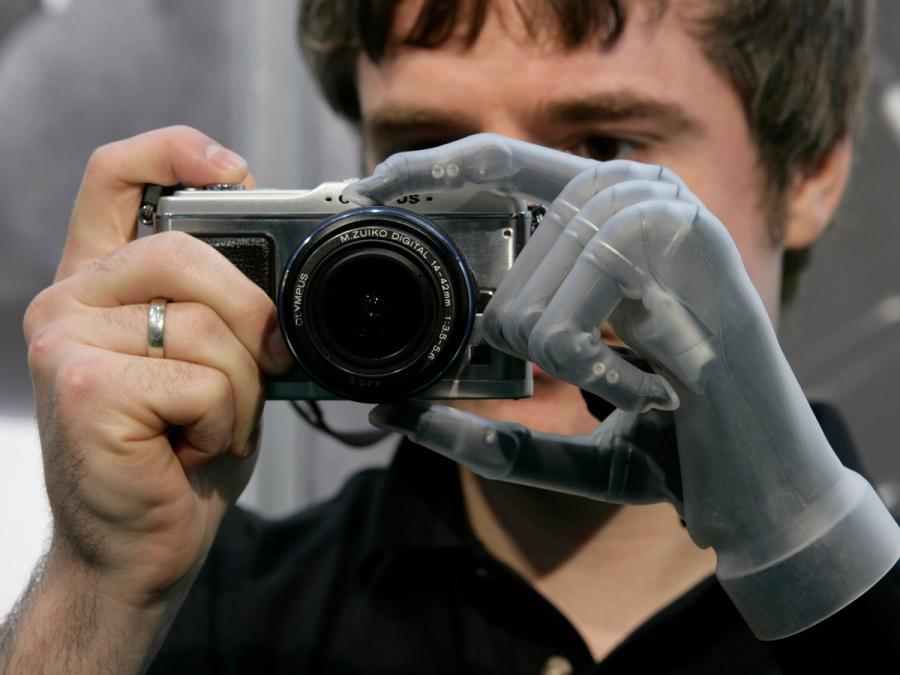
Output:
[{"xmin": 58, "ymin": 126, "xmax": 249, "ymax": 281}]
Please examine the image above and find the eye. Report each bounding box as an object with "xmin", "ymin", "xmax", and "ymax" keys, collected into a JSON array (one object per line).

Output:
[{"xmin": 566, "ymin": 136, "xmax": 638, "ymax": 162}]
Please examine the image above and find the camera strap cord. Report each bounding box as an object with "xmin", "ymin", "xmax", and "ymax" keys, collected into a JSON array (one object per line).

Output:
[{"xmin": 291, "ymin": 400, "xmax": 390, "ymax": 448}]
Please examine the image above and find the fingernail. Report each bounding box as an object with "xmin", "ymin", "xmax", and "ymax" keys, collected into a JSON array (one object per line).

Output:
[
  {"xmin": 266, "ymin": 327, "xmax": 294, "ymax": 372},
  {"xmin": 206, "ymin": 143, "xmax": 248, "ymax": 172}
]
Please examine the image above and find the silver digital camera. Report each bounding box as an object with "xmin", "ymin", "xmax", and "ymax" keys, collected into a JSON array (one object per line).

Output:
[{"xmin": 141, "ymin": 182, "xmax": 533, "ymax": 403}]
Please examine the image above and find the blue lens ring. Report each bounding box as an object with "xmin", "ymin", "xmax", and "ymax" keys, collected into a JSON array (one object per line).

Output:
[{"xmin": 277, "ymin": 206, "xmax": 477, "ymax": 400}]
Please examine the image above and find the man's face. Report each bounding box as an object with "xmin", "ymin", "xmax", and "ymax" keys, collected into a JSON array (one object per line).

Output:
[{"xmin": 356, "ymin": 0, "xmax": 783, "ymax": 434}]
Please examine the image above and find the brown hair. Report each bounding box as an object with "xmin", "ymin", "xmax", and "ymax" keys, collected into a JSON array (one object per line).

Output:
[{"xmin": 298, "ymin": 0, "xmax": 873, "ymax": 302}]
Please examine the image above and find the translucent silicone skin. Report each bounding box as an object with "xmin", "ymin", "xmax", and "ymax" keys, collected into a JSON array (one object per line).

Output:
[{"xmin": 345, "ymin": 134, "xmax": 900, "ymax": 640}]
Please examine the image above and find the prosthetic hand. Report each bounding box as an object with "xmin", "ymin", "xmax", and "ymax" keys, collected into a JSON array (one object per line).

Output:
[{"xmin": 345, "ymin": 134, "xmax": 900, "ymax": 640}]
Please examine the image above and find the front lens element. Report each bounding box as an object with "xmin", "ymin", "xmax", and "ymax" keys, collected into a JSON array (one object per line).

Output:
[{"xmin": 315, "ymin": 250, "xmax": 432, "ymax": 364}]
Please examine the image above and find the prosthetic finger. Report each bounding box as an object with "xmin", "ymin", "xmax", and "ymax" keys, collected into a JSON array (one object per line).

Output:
[
  {"xmin": 526, "ymin": 197, "xmax": 728, "ymax": 409},
  {"xmin": 369, "ymin": 401, "xmax": 680, "ymax": 506},
  {"xmin": 590, "ymin": 200, "xmax": 720, "ymax": 391},
  {"xmin": 497, "ymin": 179, "xmax": 685, "ymax": 357},
  {"xmin": 344, "ymin": 133, "xmax": 592, "ymax": 205},
  {"xmin": 483, "ymin": 163, "xmax": 686, "ymax": 355},
  {"xmin": 524, "ymin": 241, "xmax": 679, "ymax": 413}
]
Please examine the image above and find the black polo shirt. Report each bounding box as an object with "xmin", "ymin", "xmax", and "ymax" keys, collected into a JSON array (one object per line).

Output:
[{"xmin": 148, "ymin": 403, "xmax": 899, "ymax": 674}]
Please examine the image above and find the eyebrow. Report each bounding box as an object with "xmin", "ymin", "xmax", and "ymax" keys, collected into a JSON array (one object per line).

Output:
[
  {"xmin": 365, "ymin": 108, "xmax": 477, "ymax": 143},
  {"xmin": 364, "ymin": 90, "xmax": 701, "ymax": 157},
  {"xmin": 541, "ymin": 92, "xmax": 702, "ymax": 136}
]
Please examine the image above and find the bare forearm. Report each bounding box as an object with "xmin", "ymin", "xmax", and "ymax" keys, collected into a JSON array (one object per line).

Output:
[{"xmin": 0, "ymin": 547, "xmax": 186, "ymax": 675}]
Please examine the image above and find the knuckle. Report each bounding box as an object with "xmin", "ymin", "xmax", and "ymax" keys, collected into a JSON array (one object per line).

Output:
[
  {"xmin": 154, "ymin": 229, "xmax": 200, "ymax": 260},
  {"xmin": 657, "ymin": 165, "xmax": 686, "ymax": 188},
  {"xmin": 503, "ymin": 303, "xmax": 542, "ymax": 345},
  {"xmin": 164, "ymin": 123, "xmax": 203, "ymax": 140},
  {"xmin": 158, "ymin": 231, "xmax": 234, "ymax": 281},
  {"xmin": 597, "ymin": 160, "xmax": 655, "ymax": 186},
  {"xmin": 472, "ymin": 132, "xmax": 505, "ymax": 149},
  {"xmin": 27, "ymin": 322, "xmax": 68, "ymax": 373},
  {"xmin": 244, "ymin": 292, "xmax": 276, "ymax": 333},
  {"xmin": 574, "ymin": 165, "xmax": 601, "ymax": 188},
  {"xmin": 243, "ymin": 336, "xmax": 268, "ymax": 375},
  {"xmin": 500, "ymin": 308, "xmax": 529, "ymax": 351},
  {"xmin": 161, "ymin": 125, "xmax": 213, "ymax": 158},
  {"xmin": 23, "ymin": 285, "xmax": 60, "ymax": 342},
  {"xmin": 528, "ymin": 324, "xmax": 573, "ymax": 369},
  {"xmin": 206, "ymin": 368, "xmax": 233, "ymax": 412},
  {"xmin": 151, "ymin": 231, "xmax": 210, "ymax": 277},
  {"xmin": 57, "ymin": 353, "xmax": 104, "ymax": 402},
  {"xmin": 467, "ymin": 136, "xmax": 515, "ymax": 182},
  {"xmin": 84, "ymin": 142, "xmax": 122, "ymax": 180}
]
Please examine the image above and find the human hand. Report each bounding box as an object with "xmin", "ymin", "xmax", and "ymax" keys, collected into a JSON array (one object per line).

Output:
[
  {"xmin": 23, "ymin": 126, "xmax": 293, "ymax": 609},
  {"xmin": 346, "ymin": 133, "xmax": 900, "ymax": 639}
]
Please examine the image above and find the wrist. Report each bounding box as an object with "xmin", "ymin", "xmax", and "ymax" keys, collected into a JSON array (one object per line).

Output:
[
  {"xmin": 44, "ymin": 546, "xmax": 174, "ymax": 671},
  {"xmin": 0, "ymin": 542, "xmax": 197, "ymax": 675},
  {"xmin": 715, "ymin": 470, "xmax": 900, "ymax": 640},
  {"xmin": 47, "ymin": 530, "xmax": 199, "ymax": 611}
]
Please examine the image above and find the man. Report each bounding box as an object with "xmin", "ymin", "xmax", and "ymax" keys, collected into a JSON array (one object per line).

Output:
[{"xmin": 1, "ymin": 1, "xmax": 897, "ymax": 674}]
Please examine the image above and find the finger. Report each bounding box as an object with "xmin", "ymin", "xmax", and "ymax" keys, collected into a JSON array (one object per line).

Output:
[
  {"xmin": 482, "ymin": 163, "xmax": 681, "ymax": 353},
  {"xmin": 343, "ymin": 133, "xmax": 592, "ymax": 205},
  {"xmin": 46, "ymin": 303, "xmax": 263, "ymax": 456},
  {"xmin": 51, "ymin": 345, "xmax": 238, "ymax": 476},
  {"xmin": 59, "ymin": 126, "xmax": 249, "ymax": 280},
  {"xmin": 370, "ymin": 401, "xmax": 677, "ymax": 505},
  {"xmin": 489, "ymin": 177, "xmax": 686, "ymax": 356},
  {"xmin": 54, "ymin": 231, "xmax": 292, "ymax": 374},
  {"xmin": 527, "ymin": 234, "xmax": 680, "ymax": 412},
  {"xmin": 599, "ymin": 201, "xmax": 721, "ymax": 391}
]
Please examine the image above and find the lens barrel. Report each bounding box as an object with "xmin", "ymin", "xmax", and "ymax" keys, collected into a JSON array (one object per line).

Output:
[{"xmin": 279, "ymin": 207, "xmax": 476, "ymax": 402}]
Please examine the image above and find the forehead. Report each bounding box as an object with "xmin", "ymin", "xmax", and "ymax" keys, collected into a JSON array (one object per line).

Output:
[
  {"xmin": 357, "ymin": 0, "xmax": 736, "ymax": 136},
  {"xmin": 386, "ymin": 0, "xmax": 670, "ymax": 48}
]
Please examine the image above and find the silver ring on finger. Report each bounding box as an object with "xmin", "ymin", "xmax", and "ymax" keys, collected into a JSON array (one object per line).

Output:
[{"xmin": 147, "ymin": 298, "xmax": 168, "ymax": 358}]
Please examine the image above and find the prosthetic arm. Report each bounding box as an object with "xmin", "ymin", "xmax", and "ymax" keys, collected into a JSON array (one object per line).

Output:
[{"xmin": 345, "ymin": 134, "xmax": 900, "ymax": 640}]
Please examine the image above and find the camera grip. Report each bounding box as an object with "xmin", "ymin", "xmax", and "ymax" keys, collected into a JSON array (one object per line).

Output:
[{"xmin": 199, "ymin": 235, "xmax": 275, "ymax": 297}]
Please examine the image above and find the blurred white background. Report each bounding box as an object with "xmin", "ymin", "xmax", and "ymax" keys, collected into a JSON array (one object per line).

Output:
[{"xmin": 1, "ymin": 0, "xmax": 899, "ymax": 619}]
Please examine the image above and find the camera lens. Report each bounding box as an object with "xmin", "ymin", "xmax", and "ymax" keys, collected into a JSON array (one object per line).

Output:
[
  {"xmin": 279, "ymin": 207, "xmax": 476, "ymax": 402},
  {"xmin": 314, "ymin": 251, "xmax": 433, "ymax": 364}
]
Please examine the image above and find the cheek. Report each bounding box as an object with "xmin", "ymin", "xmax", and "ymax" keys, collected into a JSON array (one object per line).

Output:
[{"xmin": 655, "ymin": 144, "xmax": 776, "ymax": 294}]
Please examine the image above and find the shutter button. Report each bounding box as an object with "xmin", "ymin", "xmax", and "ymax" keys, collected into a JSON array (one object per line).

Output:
[
  {"xmin": 541, "ymin": 655, "xmax": 573, "ymax": 675},
  {"xmin": 204, "ymin": 183, "xmax": 245, "ymax": 191}
]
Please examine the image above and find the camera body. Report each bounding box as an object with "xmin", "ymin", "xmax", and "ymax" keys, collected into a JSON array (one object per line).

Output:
[{"xmin": 150, "ymin": 182, "xmax": 532, "ymax": 402}]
